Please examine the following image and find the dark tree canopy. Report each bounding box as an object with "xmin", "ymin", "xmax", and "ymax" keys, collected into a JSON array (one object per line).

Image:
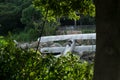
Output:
[
  {"xmin": 0, "ymin": 0, "xmax": 40, "ymax": 35},
  {"xmin": 0, "ymin": 0, "xmax": 95, "ymax": 36}
]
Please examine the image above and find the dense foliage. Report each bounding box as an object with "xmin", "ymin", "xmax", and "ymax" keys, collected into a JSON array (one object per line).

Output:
[
  {"xmin": 0, "ymin": 0, "xmax": 32, "ymax": 35},
  {"xmin": 0, "ymin": 1, "xmax": 95, "ymax": 79},
  {"xmin": 0, "ymin": 37, "xmax": 93, "ymax": 80},
  {"xmin": 33, "ymin": 0, "xmax": 95, "ymax": 21},
  {"xmin": 0, "ymin": 0, "xmax": 59, "ymax": 42},
  {"xmin": 0, "ymin": 0, "xmax": 95, "ymax": 37}
]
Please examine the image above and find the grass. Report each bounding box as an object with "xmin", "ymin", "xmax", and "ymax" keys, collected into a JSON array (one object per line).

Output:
[{"xmin": 81, "ymin": 28, "xmax": 96, "ymax": 33}]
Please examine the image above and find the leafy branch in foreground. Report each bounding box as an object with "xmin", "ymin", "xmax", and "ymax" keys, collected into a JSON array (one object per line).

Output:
[
  {"xmin": 33, "ymin": 0, "xmax": 95, "ymax": 21},
  {"xmin": 0, "ymin": 36, "xmax": 93, "ymax": 80}
]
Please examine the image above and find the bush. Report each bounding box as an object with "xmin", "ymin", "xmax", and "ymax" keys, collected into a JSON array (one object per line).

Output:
[
  {"xmin": 0, "ymin": 37, "xmax": 93, "ymax": 80},
  {"xmin": 12, "ymin": 28, "xmax": 39, "ymax": 42},
  {"xmin": 81, "ymin": 29, "xmax": 96, "ymax": 33},
  {"xmin": 12, "ymin": 21, "xmax": 58, "ymax": 42}
]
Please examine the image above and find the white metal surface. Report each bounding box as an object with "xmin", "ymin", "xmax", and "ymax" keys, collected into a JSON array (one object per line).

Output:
[
  {"xmin": 38, "ymin": 33, "xmax": 96, "ymax": 42},
  {"xmin": 39, "ymin": 33, "xmax": 96, "ymax": 57},
  {"xmin": 62, "ymin": 39, "xmax": 75, "ymax": 56},
  {"xmin": 41, "ymin": 45, "xmax": 96, "ymax": 54}
]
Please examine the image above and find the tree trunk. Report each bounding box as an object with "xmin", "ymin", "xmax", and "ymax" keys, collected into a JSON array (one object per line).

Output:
[{"xmin": 94, "ymin": 0, "xmax": 120, "ymax": 80}]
